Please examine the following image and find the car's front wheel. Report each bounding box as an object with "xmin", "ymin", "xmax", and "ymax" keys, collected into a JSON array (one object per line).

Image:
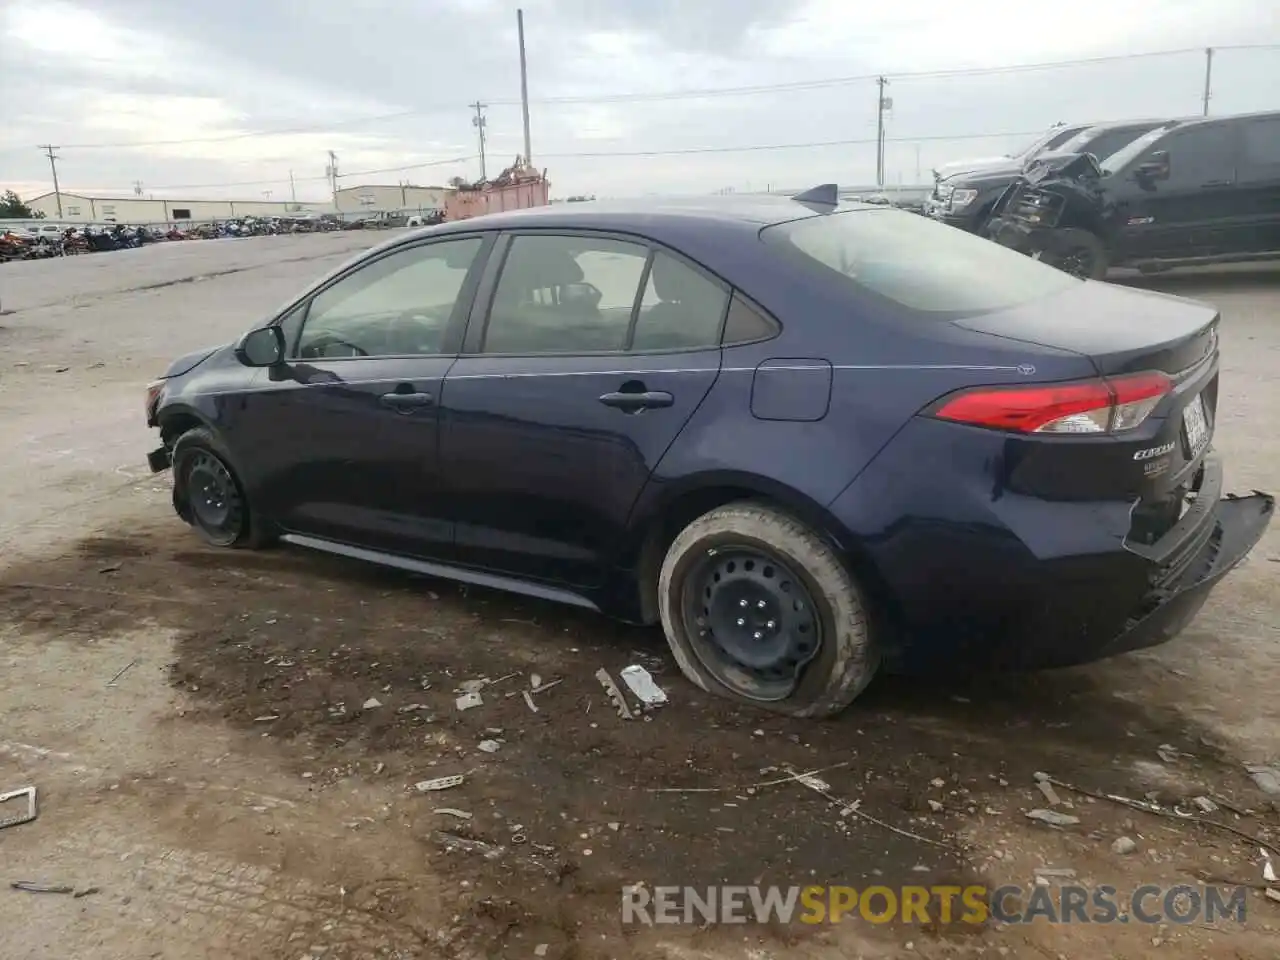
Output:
[
  {"xmin": 171, "ymin": 426, "xmax": 268, "ymax": 549},
  {"xmin": 658, "ymin": 502, "xmax": 879, "ymax": 718}
]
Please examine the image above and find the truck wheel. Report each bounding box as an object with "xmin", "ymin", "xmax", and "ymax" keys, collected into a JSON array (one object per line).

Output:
[
  {"xmin": 1048, "ymin": 229, "xmax": 1109, "ymax": 280},
  {"xmin": 658, "ymin": 502, "xmax": 880, "ymax": 718},
  {"xmin": 171, "ymin": 427, "xmax": 271, "ymax": 549}
]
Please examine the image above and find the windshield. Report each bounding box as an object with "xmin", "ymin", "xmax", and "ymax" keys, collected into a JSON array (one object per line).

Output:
[
  {"xmin": 1098, "ymin": 124, "xmax": 1177, "ymax": 175},
  {"xmin": 1011, "ymin": 125, "xmax": 1081, "ymax": 160},
  {"xmin": 762, "ymin": 208, "xmax": 1079, "ymax": 315}
]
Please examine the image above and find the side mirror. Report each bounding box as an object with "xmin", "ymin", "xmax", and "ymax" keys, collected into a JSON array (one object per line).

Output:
[
  {"xmin": 1135, "ymin": 151, "xmax": 1170, "ymax": 181},
  {"xmin": 234, "ymin": 325, "xmax": 286, "ymax": 367}
]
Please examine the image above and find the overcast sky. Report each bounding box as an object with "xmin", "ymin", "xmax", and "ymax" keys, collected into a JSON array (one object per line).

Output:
[{"xmin": 1, "ymin": 0, "xmax": 1278, "ymax": 203}]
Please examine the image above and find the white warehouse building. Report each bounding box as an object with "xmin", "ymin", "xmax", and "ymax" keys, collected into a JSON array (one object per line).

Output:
[
  {"xmin": 25, "ymin": 192, "xmax": 331, "ymax": 224},
  {"xmin": 333, "ymin": 184, "xmax": 447, "ymax": 215}
]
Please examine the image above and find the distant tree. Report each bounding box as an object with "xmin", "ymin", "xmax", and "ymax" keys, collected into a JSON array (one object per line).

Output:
[{"xmin": 0, "ymin": 190, "xmax": 43, "ymax": 218}]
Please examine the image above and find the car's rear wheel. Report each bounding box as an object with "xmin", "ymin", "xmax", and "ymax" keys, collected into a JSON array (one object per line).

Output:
[
  {"xmin": 658, "ymin": 502, "xmax": 879, "ymax": 718},
  {"xmin": 171, "ymin": 427, "xmax": 268, "ymax": 549}
]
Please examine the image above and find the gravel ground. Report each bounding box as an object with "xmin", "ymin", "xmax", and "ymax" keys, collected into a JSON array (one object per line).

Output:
[{"xmin": 0, "ymin": 236, "xmax": 1277, "ymax": 960}]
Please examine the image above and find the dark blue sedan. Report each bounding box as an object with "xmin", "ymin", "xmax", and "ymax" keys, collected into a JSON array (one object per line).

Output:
[{"xmin": 144, "ymin": 188, "xmax": 1273, "ymax": 717}]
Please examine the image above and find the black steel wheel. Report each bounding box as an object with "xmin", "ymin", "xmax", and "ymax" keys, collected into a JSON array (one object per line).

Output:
[
  {"xmin": 1043, "ymin": 228, "xmax": 1108, "ymax": 280},
  {"xmin": 659, "ymin": 502, "xmax": 879, "ymax": 718},
  {"xmin": 680, "ymin": 546, "xmax": 823, "ymax": 702},
  {"xmin": 170, "ymin": 426, "xmax": 269, "ymax": 549}
]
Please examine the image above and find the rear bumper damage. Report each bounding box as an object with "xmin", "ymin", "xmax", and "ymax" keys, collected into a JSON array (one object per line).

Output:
[{"xmin": 147, "ymin": 446, "xmax": 171, "ymax": 473}]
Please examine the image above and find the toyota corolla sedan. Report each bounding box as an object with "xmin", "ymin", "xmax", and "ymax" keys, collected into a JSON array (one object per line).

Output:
[{"xmin": 144, "ymin": 187, "xmax": 1273, "ymax": 718}]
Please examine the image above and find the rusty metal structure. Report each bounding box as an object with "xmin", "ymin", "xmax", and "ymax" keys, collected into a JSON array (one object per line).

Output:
[{"xmin": 444, "ymin": 157, "xmax": 550, "ymax": 222}]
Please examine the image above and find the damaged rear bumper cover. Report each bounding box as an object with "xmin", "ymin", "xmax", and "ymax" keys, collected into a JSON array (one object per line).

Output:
[
  {"xmin": 147, "ymin": 446, "xmax": 171, "ymax": 473},
  {"xmin": 1104, "ymin": 474, "xmax": 1273, "ymax": 660}
]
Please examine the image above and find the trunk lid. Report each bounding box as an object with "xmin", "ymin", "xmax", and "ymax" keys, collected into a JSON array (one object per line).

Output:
[{"xmin": 951, "ymin": 281, "xmax": 1218, "ymax": 377}]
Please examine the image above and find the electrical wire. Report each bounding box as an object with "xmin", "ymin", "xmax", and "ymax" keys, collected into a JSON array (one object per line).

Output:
[{"xmin": 4, "ymin": 43, "xmax": 1274, "ymax": 152}]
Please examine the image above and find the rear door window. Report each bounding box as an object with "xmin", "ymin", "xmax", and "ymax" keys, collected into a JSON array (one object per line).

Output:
[
  {"xmin": 1149, "ymin": 124, "xmax": 1238, "ymax": 189},
  {"xmin": 1239, "ymin": 116, "xmax": 1280, "ymax": 183},
  {"xmin": 761, "ymin": 208, "xmax": 1078, "ymax": 315}
]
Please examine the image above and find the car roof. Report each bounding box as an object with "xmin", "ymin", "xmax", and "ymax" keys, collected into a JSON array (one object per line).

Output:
[{"xmin": 419, "ymin": 194, "xmax": 875, "ymax": 241}]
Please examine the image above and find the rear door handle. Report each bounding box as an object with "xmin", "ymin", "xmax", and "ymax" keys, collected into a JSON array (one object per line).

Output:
[
  {"xmin": 1200, "ymin": 180, "xmax": 1233, "ymax": 188},
  {"xmin": 598, "ymin": 390, "xmax": 674, "ymax": 411},
  {"xmin": 380, "ymin": 391, "xmax": 434, "ymax": 411}
]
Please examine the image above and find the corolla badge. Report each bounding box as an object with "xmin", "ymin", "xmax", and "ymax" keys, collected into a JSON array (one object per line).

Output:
[{"xmin": 1133, "ymin": 441, "xmax": 1175, "ymax": 461}]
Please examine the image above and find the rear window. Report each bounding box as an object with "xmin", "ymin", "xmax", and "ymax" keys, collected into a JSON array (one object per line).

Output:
[{"xmin": 761, "ymin": 208, "xmax": 1079, "ymax": 315}]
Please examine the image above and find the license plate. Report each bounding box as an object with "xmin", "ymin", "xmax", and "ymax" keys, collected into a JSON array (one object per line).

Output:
[{"xmin": 1183, "ymin": 393, "xmax": 1210, "ymax": 455}]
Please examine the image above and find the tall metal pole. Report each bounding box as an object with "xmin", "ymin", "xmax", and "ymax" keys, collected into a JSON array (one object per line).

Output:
[
  {"xmin": 875, "ymin": 78, "xmax": 889, "ymax": 187},
  {"xmin": 327, "ymin": 151, "xmax": 339, "ymax": 207},
  {"xmin": 40, "ymin": 145, "xmax": 63, "ymax": 218},
  {"xmin": 1202, "ymin": 47, "xmax": 1214, "ymax": 116},
  {"xmin": 471, "ymin": 101, "xmax": 489, "ymax": 181},
  {"xmin": 289, "ymin": 170, "xmax": 297, "ymax": 203},
  {"xmin": 517, "ymin": 9, "xmax": 533, "ymax": 166}
]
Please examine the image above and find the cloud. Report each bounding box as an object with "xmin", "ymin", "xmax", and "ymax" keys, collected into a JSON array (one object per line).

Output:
[{"xmin": 1, "ymin": 0, "xmax": 1277, "ymax": 202}]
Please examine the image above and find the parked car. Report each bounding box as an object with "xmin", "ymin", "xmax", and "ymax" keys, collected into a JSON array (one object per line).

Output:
[
  {"xmin": 985, "ymin": 110, "xmax": 1280, "ymax": 278},
  {"xmin": 928, "ymin": 123, "xmax": 1092, "ymax": 187},
  {"xmin": 143, "ymin": 190, "xmax": 1273, "ymax": 717},
  {"xmin": 925, "ymin": 119, "xmax": 1172, "ymax": 233}
]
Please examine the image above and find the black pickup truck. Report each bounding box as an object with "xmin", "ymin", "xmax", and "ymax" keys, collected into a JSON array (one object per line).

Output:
[{"xmin": 985, "ymin": 110, "xmax": 1280, "ymax": 278}]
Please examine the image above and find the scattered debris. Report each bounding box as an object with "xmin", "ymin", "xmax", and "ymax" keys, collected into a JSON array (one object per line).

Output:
[
  {"xmin": 98, "ymin": 563, "xmax": 122, "ymax": 574},
  {"xmin": 1156, "ymin": 744, "xmax": 1181, "ymax": 764},
  {"xmin": 930, "ymin": 778, "xmax": 945, "ymax": 788},
  {"xmin": 595, "ymin": 669, "xmax": 633, "ymax": 720},
  {"xmin": 456, "ymin": 692, "xmax": 484, "ymax": 712},
  {"xmin": 1192, "ymin": 796, "xmax": 1219, "ymax": 814},
  {"xmin": 10, "ymin": 881, "xmax": 73, "ymax": 894},
  {"xmin": 506, "ymin": 678, "xmax": 563, "ymax": 699},
  {"xmin": 1026, "ymin": 809, "xmax": 1080, "ymax": 827},
  {"xmin": 619, "ymin": 665, "xmax": 668, "ymax": 706},
  {"xmin": 478, "ymin": 740, "xmax": 501, "ymax": 754},
  {"xmin": 1266, "ymin": 888, "xmax": 1280, "ymax": 905},
  {"xmin": 458, "ymin": 679, "xmax": 487, "ymax": 695},
  {"xmin": 1035, "ymin": 779, "xmax": 1063, "ymax": 806},
  {"xmin": 434, "ymin": 808, "xmax": 473, "ymax": 820},
  {"xmin": 793, "ymin": 772, "xmax": 831, "ymax": 792},
  {"xmin": 362, "ymin": 697, "xmax": 383, "ymax": 710},
  {"xmin": 783, "ymin": 766, "xmax": 944, "ymax": 847},
  {"xmin": 1033, "ymin": 867, "xmax": 1077, "ymax": 879},
  {"xmin": 253, "ymin": 715, "xmax": 280, "ymax": 722},
  {"xmin": 106, "ymin": 659, "xmax": 137, "ymax": 687},
  {"xmin": 530, "ymin": 673, "xmax": 543, "ymax": 689},
  {"xmin": 534, "ymin": 945, "xmax": 549, "ymax": 957},
  {"xmin": 1247, "ymin": 764, "xmax": 1280, "ymax": 796},
  {"xmin": 397, "ymin": 704, "xmax": 430, "ymax": 714},
  {"xmin": 434, "ymin": 831, "xmax": 502, "ymax": 859},
  {"xmin": 1263, "ymin": 849, "xmax": 1277, "ymax": 883},
  {"xmin": 1112, "ymin": 836, "xmax": 1138, "ymax": 855},
  {"xmin": 927, "ymin": 800, "xmax": 944, "ymax": 813},
  {"xmin": 415, "ymin": 775, "xmax": 465, "ymax": 793},
  {"xmin": 0, "ymin": 786, "xmax": 37, "ymax": 831},
  {"xmin": 608, "ymin": 822, "xmax": 621, "ymax": 831},
  {"xmin": 373, "ymin": 762, "xmax": 385, "ymax": 775},
  {"xmin": 522, "ymin": 690, "xmax": 539, "ymax": 714},
  {"xmin": 73, "ymin": 886, "xmax": 100, "ymax": 899}
]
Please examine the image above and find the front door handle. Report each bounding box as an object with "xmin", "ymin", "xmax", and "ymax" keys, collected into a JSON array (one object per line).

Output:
[
  {"xmin": 380, "ymin": 391, "xmax": 434, "ymax": 411},
  {"xmin": 598, "ymin": 390, "xmax": 674, "ymax": 411}
]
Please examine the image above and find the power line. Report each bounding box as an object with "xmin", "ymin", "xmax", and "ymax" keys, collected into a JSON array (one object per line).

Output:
[
  {"xmin": 139, "ymin": 154, "xmax": 476, "ymax": 192},
  {"xmin": 4, "ymin": 43, "xmax": 1276, "ymax": 154}
]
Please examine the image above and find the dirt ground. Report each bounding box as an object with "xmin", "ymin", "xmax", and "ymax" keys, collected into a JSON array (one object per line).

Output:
[{"xmin": 0, "ymin": 236, "xmax": 1277, "ymax": 960}]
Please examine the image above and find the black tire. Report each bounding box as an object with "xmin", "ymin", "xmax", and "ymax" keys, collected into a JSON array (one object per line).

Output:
[
  {"xmin": 1045, "ymin": 228, "xmax": 1109, "ymax": 280},
  {"xmin": 657, "ymin": 502, "xmax": 879, "ymax": 718},
  {"xmin": 171, "ymin": 426, "xmax": 269, "ymax": 549}
]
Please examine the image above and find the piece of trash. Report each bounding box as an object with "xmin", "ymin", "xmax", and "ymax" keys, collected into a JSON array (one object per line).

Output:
[
  {"xmin": 1263, "ymin": 849, "xmax": 1277, "ymax": 883},
  {"xmin": 456, "ymin": 692, "xmax": 483, "ymax": 711},
  {"xmin": 0, "ymin": 786, "xmax": 37, "ymax": 831},
  {"xmin": 608, "ymin": 822, "xmax": 621, "ymax": 831},
  {"xmin": 1266, "ymin": 888, "xmax": 1280, "ymax": 905},
  {"xmin": 793, "ymin": 772, "xmax": 831, "ymax": 793},
  {"xmin": 478, "ymin": 740, "xmax": 501, "ymax": 754},
  {"xmin": 595, "ymin": 669, "xmax": 633, "ymax": 719},
  {"xmin": 1033, "ymin": 868, "xmax": 1077, "ymax": 879},
  {"xmin": 927, "ymin": 799, "xmax": 944, "ymax": 813},
  {"xmin": 253, "ymin": 715, "xmax": 280, "ymax": 722},
  {"xmin": 11, "ymin": 881, "xmax": 73, "ymax": 894},
  {"xmin": 74, "ymin": 887, "xmax": 100, "ymax": 898},
  {"xmin": 534, "ymin": 945, "xmax": 549, "ymax": 957},
  {"xmin": 1192, "ymin": 796, "xmax": 1219, "ymax": 814},
  {"xmin": 362, "ymin": 697, "xmax": 383, "ymax": 710},
  {"xmin": 522, "ymin": 690, "xmax": 538, "ymax": 713},
  {"xmin": 458, "ymin": 679, "xmax": 487, "ymax": 695},
  {"xmin": 619, "ymin": 664, "xmax": 668, "ymax": 706},
  {"xmin": 434, "ymin": 808, "xmax": 472, "ymax": 820},
  {"xmin": 373, "ymin": 762, "xmax": 385, "ymax": 775},
  {"xmin": 1111, "ymin": 836, "xmax": 1137, "ymax": 855},
  {"xmin": 98, "ymin": 563, "xmax": 122, "ymax": 574},
  {"xmin": 930, "ymin": 778, "xmax": 945, "ymax": 788},
  {"xmin": 1026, "ymin": 809, "xmax": 1080, "ymax": 827},
  {"xmin": 530, "ymin": 673, "xmax": 543, "ymax": 689},
  {"xmin": 397, "ymin": 704, "xmax": 430, "ymax": 714},
  {"xmin": 1036, "ymin": 780, "xmax": 1062, "ymax": 806},
  {"xmin": 1156, "ymin": 744, "xmax": 1181, "ymax": 764},
  {"xmin": 508, "ymin": 678, "xmax": 563, "ymax": 699},
  {"xmin": 415, "ymin": 775, "xmax": 465, "ymax": 793},
  {"xmin": 1246, "ymin": 765, "xmax": 1280, "ymax": 796},
  {"xmin": 106, "ymin": 659, "xmax": 137, "ymax": 687}
]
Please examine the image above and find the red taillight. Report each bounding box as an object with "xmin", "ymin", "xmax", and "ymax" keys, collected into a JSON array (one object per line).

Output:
[{"xmin": 930, "ymin": 371, "xmax": 1171, "ymax": 434}]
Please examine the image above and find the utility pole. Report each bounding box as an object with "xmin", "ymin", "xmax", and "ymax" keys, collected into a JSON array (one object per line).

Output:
[
  {"xmin": 471, "ymin": 101, "xmax": 489, "ymax": 181},
  {"xmin": 914, "ymin": 144, "xmax": 921, "ymax": 183},
  {"xmin": 133, "ymin": 180, "xmax": 144, "ymax": 197},
  {"xmin": 40, "ymin": 145, "xmax": 63, "ymax": 218},
  {"xmin": 326, "ymin": 150, "xmax": 339, "ymax": 206},
  {"xmin": 289, "ymin": 170, "xmax": 297, "ymax": 203},
  {"xmin": 517, "ymin": 9, "xmax": 533, "ymax": 166},
  {"xmin": 875, "ymin": 78, "xmax": 891, "ymax": 187},
  {"xmin": 1202, "ymin": 47, "xmax": 1214, "ymax": 116},
  {"xmin": 263, "ymin": 190, "xmax": 272, "ymax": 201}
]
